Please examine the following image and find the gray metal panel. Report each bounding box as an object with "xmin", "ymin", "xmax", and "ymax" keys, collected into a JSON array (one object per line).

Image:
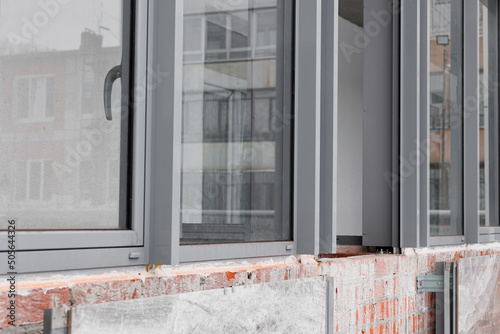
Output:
[
  {"xmin": 480, "ymin": 226, "xmax": 500, "ymax": 234},
  {"xmin": 399, "ymin": 0, "xmax": 421, "ymax": 248},
  {"xmin": 320, "ymin": 0, "xmax": 338, "ymax": 254},
  {"xmin": 435, "ymin": 262, "xmax": 445, "ymax": 334},
  {"xmin": 429, "ymin": 236, "xmax": 465, "ymax": 247},
  {"xmin": 0, "ymin": 247, "xmax": 145, "ymax": 274},
  {"xmin": 362, "ymin": 0, "xmax": 395, "ymax": 247},
  {"xmin": 294, "ymin": 0, "xmax": 322, "ymax": 255},
  {"xmin": 0, "ymin": 230, "xmax": 141, "ymax": 252},
  {"xmin": 135, "ymin": 0, "xmax": 150, "ymax": 264},
  {"xmin": 392, "ymin": 0, "xmax": 401, "ymax": 249},
  {"xmin": 463, "ymin": 0, "xmax": 479, "ymax": 244},
  {"xmin": 119, "ymin": 0, "xmax": 134, "ymax": 230},
  {"xmin": 274, "ymin": 0, "xmax": 294, "ymax": 247},
  {"xmin": 448, "ymin": 0, "xmax": 465, "ymax": 238},
  {"xmin": 487, "ymin": 0, "xmax": 500, "ymax": 228},
  {"xmin": 478, "ymin": 234, "xmax": 500, "ymax": 243},
  {"xmin": 179, "ymin": 242, "xmax": 294, "ymax": 263},
  {"xmin": 326, "ymin": 277, "xmax": 335, "ymax": 334},
  {"xmin": 419, "ymin": 0, "xmax": 430, "ymax": 248},
  {"xmin": 146, "ymin": 0, "xmax": 183, "ymax": 265},
  {"xmin": 444, "ymin": 263, "xmax": 451, "ymax": 334}
]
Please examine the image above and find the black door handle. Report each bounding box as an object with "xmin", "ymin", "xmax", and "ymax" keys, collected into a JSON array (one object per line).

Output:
[{"xmin": 103, "ymin": 65, "xmax": 122, "ymax": 121}]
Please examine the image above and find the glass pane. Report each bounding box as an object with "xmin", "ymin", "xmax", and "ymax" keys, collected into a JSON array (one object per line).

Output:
[
  {"xmin": 230, "ymin": 12, "xmax": 250, "ymax": 49},
  {"xmin": 256, "ymin": 11, "xmax": 277, "ymax": 48},
  {"xmin": 206, "ymin": 15, "xmax": 227, "ymax": 51},
  {"xmin": 429, "ymin": 0, "xmax": 464, "ymax": 236},
  {"xmin": 181, "ymin": 0, "xmax": 292, "ymax": 244},
  {"xmin": 479, "ymin": 0, "xmax": 499, "ymax": 227},
  {"xmin": 0, "ymin": 1, "xmax": 127, "ymax": 230}
]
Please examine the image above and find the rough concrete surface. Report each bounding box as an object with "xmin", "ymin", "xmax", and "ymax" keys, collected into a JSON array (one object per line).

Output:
[{"xmin": 70, "ymin": 277, "xmax": 327, "ymax": 334}]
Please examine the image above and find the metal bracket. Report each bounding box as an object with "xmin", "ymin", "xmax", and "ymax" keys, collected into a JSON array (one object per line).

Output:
[
  {"xmin": 416, "ymin": 272, "xmax": 453, "ymax": 293},
  {"xmin": 43, "ymin": 305, "xmax": 69, "ymax": 334}
]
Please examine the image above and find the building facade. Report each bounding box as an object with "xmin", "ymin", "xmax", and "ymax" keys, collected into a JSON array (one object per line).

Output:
[{"xmin": 1, "ymin": 0, "xmax": 500, "ymax": 333}]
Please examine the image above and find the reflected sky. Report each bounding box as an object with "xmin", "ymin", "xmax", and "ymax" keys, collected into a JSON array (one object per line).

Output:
[{"xmin": 0, "ymin": 0, "xmax": 121, "ymax": 55}]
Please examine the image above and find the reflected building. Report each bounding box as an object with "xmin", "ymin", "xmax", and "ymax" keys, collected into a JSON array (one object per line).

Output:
[
  {"xmin": 428, "ymin": 0, "xmax": 489, "ymax": 235},
  {"xmin": 180, "ymin": 0, "xmax": 292, "ymax": 244},
  {"xmin": 0, "ymin": 30, "xmax": 122, "ymax": 229}
]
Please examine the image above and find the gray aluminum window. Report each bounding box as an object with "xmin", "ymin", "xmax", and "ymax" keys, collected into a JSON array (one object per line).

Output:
[
  {"xmin": 428, "ymin": 0, "xmax": 464, "ymax": 237},
  {"xmin": 148, "ymin": 0, "xmax": 332, "ymax": 264},
  {"xmin": 400, "ymin": 0, "xmax": 500, "ymax": 247},
  {"xmin": 478, "ymin": 0, "xmax": 500, "ymax": 242},
  {"xmin": 0, "ymin": 0, "xmax": 149, "ymax": 273},
  {"xmin": 0, "ymin": 0, "xmax": 336, "ymax": 273}
]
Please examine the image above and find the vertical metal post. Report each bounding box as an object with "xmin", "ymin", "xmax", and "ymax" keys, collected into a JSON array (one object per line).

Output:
[
  {"xmin": 444, "ymin": 262, "xmax": 451, "ymax": 334},
  {"xmin": 419, "ymin": 0, "xmax": 430, "ymax": 247},
  {"xmin": 326, "ymin": 277, "xmax": 335, "ymax": 334},
  {"xmin": 320, "ymin": 0, "xmax": 338, "ymax": 254},
  {"xmin": 362, "ymin": 0, "xmax": 396, "ymax": 247},
  {"xmin": 464, "ymin": 0, "xmax": 479, "ymax": 243},
  {"xmin": 294, "ymin": 0, "xmax": 322, "ymax": 255},
  {"xmin": 400, "ymin": 0, "xmax": 421, "ymax": 247},
  {"xmin": 147, "ymin": 0, "xmax": 183, "ymax": 264}
]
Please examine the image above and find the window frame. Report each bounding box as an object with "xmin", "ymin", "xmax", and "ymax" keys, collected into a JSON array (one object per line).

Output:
[
  {"xmin": 399, "ymin": 0, "xmax": 500, "ymax": 247},
  {"xmin": 0, "ymin": 0, "xmax": 338, "ymax": 273},
  {"xmin": 0, "ymin": 0, "xmax": 150, "ymax": 274},
  {"xmin": 477, "ymin": 0, "xmax": 500, "ymax": 242},
  {"xmin": 148, "ymin": 0, "xmax": 334, "ymax": 265}
]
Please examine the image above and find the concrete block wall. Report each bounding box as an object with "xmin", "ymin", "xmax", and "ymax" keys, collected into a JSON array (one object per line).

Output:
[{"xmin": 1, "ymin": 243, "xmax": 500, "ymax": 333}]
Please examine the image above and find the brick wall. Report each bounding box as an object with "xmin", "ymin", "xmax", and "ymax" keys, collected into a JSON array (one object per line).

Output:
[{"xmin": 1, "ymin": 243, "xmax": 500, "ymax": 333}]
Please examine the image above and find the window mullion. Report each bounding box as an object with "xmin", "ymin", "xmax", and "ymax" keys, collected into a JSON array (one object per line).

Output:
[
  {"xmin": 294, "ymin": 0, "xmax": 322, "ymax": 254},
  {"xmin": 464, "ymin": 0, "xmax": 480, "ymax": 244}
]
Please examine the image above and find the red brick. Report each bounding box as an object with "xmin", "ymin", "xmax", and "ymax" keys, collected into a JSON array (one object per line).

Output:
[
  {"xmin": 335, "ymin": 309, "xmax": 349, "ymax": 332},
  {"xmin": 376, "ymin": 300, "xmax": 391, "ymax": 321},
  {"xmin": 356, "ymin": 304, "xmax": 375, "ymax": 325},
  {"xmin": 0, "ymin": 292, "xmax": 9, "ymax": 328},
  {"xmin": 15, "ymin": 288, "xmax": 70, "ymax": 325},
  {"xmin": 374, "ymin": 280, "xmax": 386, "ymax": 299},
  {"xmin": 370, "ymin": 324, "xmax": 386, "ymax": 334},
  {"xmin": 375, "ymin": 256, "xmax": 397, "ymax": 276}
]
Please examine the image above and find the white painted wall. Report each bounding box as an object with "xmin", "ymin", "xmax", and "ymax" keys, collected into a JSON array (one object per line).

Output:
[{"xmin": 337, "ymin": 17, "xmax": 363, "ymax": 236}]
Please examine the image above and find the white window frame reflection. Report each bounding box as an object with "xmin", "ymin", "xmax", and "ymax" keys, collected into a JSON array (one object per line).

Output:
[{"xmin": 183, "ymin": 5, "xmax": 278, "ymax": 64}]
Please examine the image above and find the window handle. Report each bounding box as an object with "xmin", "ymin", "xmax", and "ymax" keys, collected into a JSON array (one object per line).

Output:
[{"xmin": 103, "ymin": 65, "xmax": 121, "ymax": 121}]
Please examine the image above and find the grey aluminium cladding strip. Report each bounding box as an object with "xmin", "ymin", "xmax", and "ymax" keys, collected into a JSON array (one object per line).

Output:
[
  {"xmin": 463, "ymin": 0, "xmax": 479, "ymax": 244},
  {"xmin": 147, "ymin": 0, "xmax": 182, "ymax": 265},
  {"xmin": 419, "ymin": 0, "xmax": 429, "ymax": 247},
  {"xmin": 294, "ymin": 0, "xmax": 322, "ymax": 255},
  {"xmin": 320, "ymin": 0, "xmax": 338, "ymax": 254},
  {"xmin": 400, "ymin": 0, "xmax": 421, "ymax": 248}
]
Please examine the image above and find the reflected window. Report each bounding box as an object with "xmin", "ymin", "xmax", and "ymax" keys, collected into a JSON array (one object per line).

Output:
[
  {"xmin": 181, "ymin": 0, "xmax": 292, "ymax": 244},
  {"xmin": 428, "ymin": 0, "xmax": 464, "ymax": 236},
  {"xmin": 15, "ymin": 75, "xmax": 54, "ymax": 121}
]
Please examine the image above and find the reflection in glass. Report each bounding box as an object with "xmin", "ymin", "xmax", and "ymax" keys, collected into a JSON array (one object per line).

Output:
[
  {"xmin": 429, "ymin": 0, "xmax": 463, "ymax": 236},
  {"xmin": 479, "ymin": 0, "xmax": 499, "ymax": 227},
  {"xmin": 181, "ymin": 0, "xmax": 292, "ymax": 244},
  {"xmin": 0, "ymin": 1, "xmax": 125, "ymax": 229}
]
